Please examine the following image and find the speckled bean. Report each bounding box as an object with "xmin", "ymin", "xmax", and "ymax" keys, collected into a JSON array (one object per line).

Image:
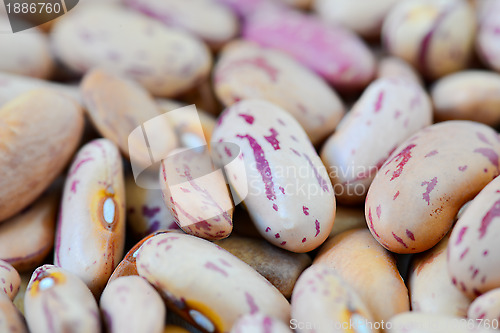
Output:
[
  {"xmin": 0, "ymin": 89, "xmax": 83, "ymax": 222},
  {"xmin": 231, "ymin": 313, "xmax": 291, "ymax": 333},
  {"xmin": 54, "ymin": 138, "xmax": 125, "ymax": 296},
  {"xmin": 388, "ymin": 312, "xmax": 495, "ymax": 332},
  {"xmin": 431, "ymin": 70, "xmax": 500, "ymax": 126},
  {"xmin": 214, "ymin": 40, "xmax": 345, "ymax": 144},
  {"xmin": 468, "ymin": 288, "xmax": 500, "ymax": 321},
  {"xmin": 377, "ymin": 57, "xmax": 423, "ymax": 85},
  {"xmin": 24, "ymin": 265, "xmax": 101, "ymax": 333},
  {"xmin": 0, "ymin": 260, "xmax": 20, "ymax": 301},
  {"xmin": 476, "ymin": 1, "xmax": 500, "ymax": 73},
  {"xmin": 0, "ymin": 17, "xmax": 54, "ymax": 79},
  {"xmin": 51, "ymin": 3, "xmax": 212, "ymax": 97},
  {"xmin": 100, "ymin": 276, "xmax": 166, "ymax": 333},
  {"xmin": 215, "ymin": 236, "xmax": 311, "ymax": 298},
  {"xmin": 366, "ymin": 121, "xmax": 500, "ymax": 254},
  {"xmin": 314, "ymin": 229, "xmax": 409, "ymax": 323},
  {"xmin": 321, "ymin": 77, "xmax": 432, "ymax": 204},
  {"xmin": 160, "ymin": 147, "xmax": 234, "ymax": 240},
  {"xmin": 0, "ymin": 292, "xmax": 27, "ymax": 333},
  {"xmin": 212, "ymin": 99, "xmax": 336, "ymax": 252},
  {"xmin": 314, "ymin": 0, "xmax": 399, "ymax": 38},
  {"xmin": 243, "ymin": 7, "xmax": 376, "ymax": 91},
  {"xmin": 125, "ymin": 0, "xmax": 239, "ymax": 49},
  {"xmin": 137, "ymin": 232, "xmax": 290, "ymax": 333},
  {"xmin": 448, "ymin": 173, "xmax": 500, "ymax": 298},
  {"xmin": 291, "ymin": 264, "xmax": 376, "ymax": 332},
  {"xmin": 409, "ymin": 233, "xmax": 471, "ymax": 316},
  {"xmin": 81, "ymin": 68, "xmax": 178, "ymax": 161},
  {"xmin": 0, "ymin": 193, "xmax": 57, "ymax": 272},
  {"xmin": 382, "ymin": 0, "xmax": 476, "ymax": 79}
]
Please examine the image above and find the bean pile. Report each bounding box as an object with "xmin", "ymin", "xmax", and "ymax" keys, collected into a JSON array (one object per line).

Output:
[{"xmin": 1, "ymin": 0, "xmax": 500, "ymax": 332}]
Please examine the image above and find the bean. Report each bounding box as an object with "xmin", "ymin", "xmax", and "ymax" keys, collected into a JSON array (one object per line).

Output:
[
  {"xmin": 366, "ymin": 121, "xmax": 500, "ymax": 254},
  {"xmin": 0, "ymin": 89, "xmax": 83, "ymax": 222},
  {"xmin": 231, "ymin": 313, "xmax": 291, "ymax": 333},
  {"xmin": 54, "ymin": 138, "xmax": 125, "ymax": 296},
  {"xmin": 328, "ymin": 205, "xmax": 367, "ymax": 238},
  {"xmin": 24, "ymin": 265, "xmax": 101, "ymax": 333},
  {"xmin": 377, "ymin": 57, "xmax": 423, "ymax": 85},
  {"xmin": 136, "ymin": 232, "xmax": 291, "ymax": 332},
  {"xmin": 212, "ymin": 99, "xmax": 336, "ymax": 252},
  {"xmin": 468, "ymin": 288, "xmax": 500, "ymax": 321},
  {"xmin": 0, "ymin": 292, "xmax": 27, "ymax": 333},
  {"xmin": 100, "ymin": 276, "xmax": 166, "ymax": 333},
  {"xmin": 0, "ymin": 260, "xmax": 20, "ymax": 300},
  {"xmin": 476, "ymin": 0, "xmax": 500, "ymax": 73},
  {"xmin": 314, "ymin": 229, "xmax": 409, "ymax": 323},
  {"xmin": 388, "ymin": 312, "xmax": 496, "ymax": 332}
]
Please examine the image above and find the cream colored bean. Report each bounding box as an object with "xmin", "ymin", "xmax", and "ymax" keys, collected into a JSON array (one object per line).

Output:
[
  {"xmin": 409, "ymin": 234, "xmax": 470, "ymax": 316},
  {"xmin": 431, "ymin": 70, "xmax": 500, "ymax": 126},
  {"xmin": 0, "ymin": 89, "xmax": 83, "ymax": 222},
  {"xmin": 0, "ymin": 260, "xmax": 20, "ymax": 301},
  {"xmin": 81, "ymin": 68, "xmax": 178, "ymax": 161},
  {"xmin": 314, "ymin": 0, "xmax": 399, "ymax": 38},
  {"xmin": 388, "ymin": 312, "xmax": 495, "ymax": 332},
  {"xmin": 468, "ymin": 288, "xmax": 500, "ymax": 321},
  {"xmin": 51, "ymin": 3, "xmax": 212, "ymax": 97},
  {"xmin": 101, "ymin": 276, "xmax": 166, "ymax": 333},
  {"xmin": 476, "ymin": 0, "xmax": 500, "ymax": 73},
  {"xmin": 448, "ymin": 174, "xmax": 500, "ymax": 298},
  {"xmin": 231, "ymin": 313, "xmax": 291, "ymax": 333},
  {"xmin": 13, "ymin": 273, "xmax": 30, "ymax": 316},
  {"xmin": 321, "ymin": 77, "xmax": 432, "ymax": 204},
  {"xmin": 366, "ymin": 121, "xmax": 500, "ymax": 254},
  {"xmin": 382, "ymin": 0, "xmax": 476, "ymax": 79},
  {"xmin": 55, "ymin": 139, "xmax": 125, "ymax": 296},
  {"xmin": 329, "ymin": 205, "xmax": 367, "ymax": 238},
  {"xmin": 0, "ymin": 293, "xmax": 27, "ymax": 333},
  {"xmin": 215, "ymin": 236, "xmax": 311, "ymax": 298},
  {"xmin": 314, "ymin": 229, "xmax": 409, "ymax": 323},
  {"xmin": 377, "ymin": 57, "xmax": 423, "ymax": 85},
  {"xmin": 0, "ymin": 17, "xmax": 54, "ymax": 79},
  {"xmin": 212, "ymin": 99, "xmax": 336, "ymax": 252},
  {"xmin": 124, "ymin": 0, "xmax": 239, "ymax": 49},
  {"xmin": 0, "ymin": 193, "xmax": 57, "ymax": 272},
  {"xmin": 214, "ymin": 40, "xmax": 344, "ymax": 144},
  {"xmin": 24, "ymin": 265, "xmax": 101, "ymax": 333},
  {"xmin": 137, "ymin": 232, "xmax": 290, "ymax": 333},
  {"xmin": 291, "ymin": 264, "xmax": 376, "ymax": 333}
]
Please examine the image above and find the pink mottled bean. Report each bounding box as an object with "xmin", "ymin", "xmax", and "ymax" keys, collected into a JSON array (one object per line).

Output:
[
  {"xmin": 55, "ymin": 139, "xmax": 125, "ymax": 296},
  {"xmin": 476, "ymin": 1, "xmax": 500, "ymax": 73},
  {"xmin": 212, "ymin": 99, "xmax": 336, "ymax": 252},
  {"xmin": 366, "ymin": 121, "xmax": 500, "ymax": 254},
  {"xmin": 468, "ymin": 288, "xmax": 500, "ymax": 321},
  {"xmin": 0, "ymin": 292, "xmax": 27, "ymax": 333},
  {"xmin": 321, "ymin": 77, "xmax": 432, "ymax": 204},
  {"xmin": 214, "ymin": 40, "xmax": 345, "ymax": 144},
  {"xmin": 136, "ymin": 232, "xmax": 290, "ymax": 332},
  {"xmin": 448, "ymin": 174, "xmax": 500, "ymax": 298},
  {"xmin": 243, "ymin": 7, "xmax": 376, "ymax": 91},
  {"xmin": 388, "ymin": 312, "xmax": 496, "ymax": 332},
  {"xmin": 0, "ymin": 260, "xmax": 20, "ymax": 301},
  {"xmin": 231, "ymin": 313, "xmax": 291, "ymax": 333}
]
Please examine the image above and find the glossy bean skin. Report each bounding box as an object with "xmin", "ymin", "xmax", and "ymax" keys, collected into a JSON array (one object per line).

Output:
[
  {"xmin": 215, "ymin": 236, "xmax": 311, "ymax": 298},
  {"xmin": 81, "ymin": 68, "xmax": 178, "ymax": 161},
  {"xmin": 468, "ymin": 288, "xmax": 500, "ymax": 321},
  {"xmin": 100, "ymin": 276, "xmax": 166, "ymax": 333},
  {"xmin": 0, "ymin": 292, "xmax": 27, "ymax": 333},
  {"xmin": 366, "ymin": 121, "xmax": 500, "ymax": 254},
  {"xmin": 243, "ymin": 7, "xmax": 376, "ymax": 92},
  {"xmin": 409, "ymin": 234, "xmax": 470, "ymax": 316},
  {"xmin": 54, "ymin": 139, "xmax": 125, "ymax": 296},
  {"xmin": 214, "ymin": 40, "xmax": 344, "ymax": 145},
  {"xmin": 125, "ymin": 175, "xmax": 178, "ymax": 241},
  {"xmin": 321, "ymin": 78, "xmax": 432, "ymax": 204},
  {"xmin": 51, "ymin": 3, "xmax": 212, "ymax": 97},
  {"xmin": 0, "ymin": 17, "xmax": 54, "ymax": 79},
  {"xmin": 24, "ymin": 265, "xmax": 101, "ymax": 333},
  {"xmin": 0, "ymin": 260, "xmax": 20, "ymax": 300},
  {"xmin": 0, "ymin": 193, "xmax": 58, "ymax": 272},
  {"xmin": 382, "ymin": 0, "xmax": 476, "ymax": 80},
  {"xmin": 231, "ymin": 313, "xmax": 291, "ymax": 333},
  {"xmin": 431, "ymin": 71, "xmax": 500, "ymax": 126},
  {"xmin": 314, "ymin": 0, "xmax": 399, "ymax": 38},
  {"xmin": 291, "ymin": 264, "xmax": 376, "ymax": 333},
  {"xmin": 388, "ymin": 312, "xmax": 495, "ymax": 332},
  {"xmin": 476, "ymin": 0, "xmax": 500, "ymax": 73},
  {"xmin": 212, "ymin": 99, "xmax": 336, "ymax": 252},
  {"xmin": 0, "ymin": 89, "xmax": 83, "ymax": 222},
  {"xmin": 124, "ymin": 0, "xmax": 239, "ymax": 49},
  {"xmin": 448, "ymin": 174, "xmax": 500, "ymax": 298},
  {"xmin": 160, "ymin": 147, "xmax": 234, "ymax": 240},
  {"xmin": 314, "ymin": 229, "xmax": 409, "ymax": 323},
  {"xmin": 136, "ymin": 233, "xmax": 290, "ymax": 333},
  {"xmin": 377, "ymin": 57, "xmax": 423, "ymax": 85}
]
